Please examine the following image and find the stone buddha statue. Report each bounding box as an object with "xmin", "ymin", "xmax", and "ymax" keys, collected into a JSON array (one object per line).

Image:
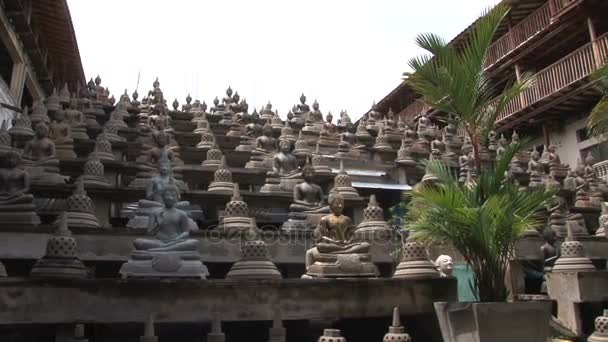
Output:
[
  {"xmin": 246, "ymin": 122, "xmax": 278, "ymax": 169},
  {"xmin": 541, "ymin": 145, "xmax": 569, "ymax": 179},
  {"xmin": 48, "ymin": 110, "xmax": 76, "ymax": 159},
  {"xmin": 548, "ymin": 195, "xmax": 587, "ymax": 237},
  {"xmin": 261, "ymin": 140, "xmax": 301, "ymax": 193},
  {"xmin": 318, "ymin": 112, "xmax": 340, "ymax": 146},
  {"xmin": 441, "ymin": 123, "xmax": 460, "ymax": 167},
  {"xmin": 127, "ymin": 152, "xmax": 197, "ymax": 229},
  {"xmin": 131, "ymin": 90, "xmax": 141, "ymax": 109},
  {"xmin": 458, "ymin": 141, "xmax": 473, "ymax": 183},
  {"xmin": 496, "ymin": 134, "xmax": 507, "ymax": 160},
  {"xmin": 297, "ymin": 93, "xmax": 311, "ymax": 114},
  {"xmin": 222, "ymin": 86, "xmax": 235, "ymax": 107},
  {"xmin": 260, "ymin": 102, "xmax": 274, "ymax": 121},
  {"xmin": 527, "ymin": 148, "xmax": 546, "ymax": 189},
  {"xmin": 65, "ymin": 97, "xmax": 89, "ymax": 140},
  {"xmin": 182, "ymin": 94, "xmax": 193, "ymax": 113},
  {"xmin": 23, "ymin": 122, "xmax": 65, "ymax": 185},
  {"xmin": 120, "ymin": 183, "xmax": 208, "ymax": 279},
  {"xmin": 133, "ymin": 184, "xmax": 198, "ymax": 252},
  {"xmin": 282, "ymin": 161, "xmax": 329, "ymax": 231},
  {"xmin": 583, "ymin": 154, "xmax": 603, "ymax": 205},
  {"xmin": 308, "ymin": 100, "xmax": 323, "ymax": 123},
  {"xmin": 290, "ymin": 163, "xmax": 328, "ymax": 214},
  {"xmin": 269, "ymin": 140, "xmax": 299, "ymax": 178},
  {"xmin": 304, "ymin": 193, "xmax": 379, "ymax": 278},
  {"xmin": 0, "ymin": 150, "xmax": 40, "ymax": 226}
]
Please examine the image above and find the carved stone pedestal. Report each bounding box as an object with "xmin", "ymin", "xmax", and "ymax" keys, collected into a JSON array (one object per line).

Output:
[
  {"xmin": 119, "ymin": 251, "xmax": 209, "ymax": 279},
  {"xmin": 305, "ymin": 252, "xmax": 379, "ymax": 278}
]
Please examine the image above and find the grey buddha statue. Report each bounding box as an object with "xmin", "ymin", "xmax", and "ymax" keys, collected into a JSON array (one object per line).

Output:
[
  {"xmin": 527, "ymin": 149, "xmax": 546, "ymax": 190},
  {"xmin": 260, "ymin": 102, "xmax": 274, "ymax": 121},
  {"xmin": 318, "ymin": 112, "xmax": 340, "ymax": 146},
  {"xmin": 548, "ymin": 195, "xmax": 587, "ymax": 237},
  {"xmin": 120, "ymin": 183, "xmax": 208, "ymax": 279},
  {"xmin": 304, "ymin": 193, "xmax": 379, "ymax": 278},
  {"xmin": 0, "ymin": 150, "xmax": 40, "ymax": 227},
  {"xmin": 65, "ymin": 97, "xmax": 89, "ymax": 140},
  {"xmin": 127, "ymin": 152, "xmax": 198, "ymax": 230},
  {"xmin": 23, "ymin": 122, "xmax": 66, "ymax": 185},
  {"xmin": 282, "ymin": 161, "xmax": 330, "ymax": 232},
  {"xmin": 49, "ymin": 110, "xmax": 76, "ymax": 160},
  {"xmin": 541, "ymin": 145, "xmax": 569, "ymax": 180},
  {"xmin": 261, "ymin": 140, "xmax": 301, "ymax": 193},
  {"xmin": 245, "ymin": 121, "xmax": 277, "ymax": 169}
]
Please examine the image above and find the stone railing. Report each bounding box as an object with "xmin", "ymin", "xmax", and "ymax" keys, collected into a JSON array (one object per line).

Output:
[{"xmin": 594, "ymin": 160, "xmax": 608, "ymax": 181}]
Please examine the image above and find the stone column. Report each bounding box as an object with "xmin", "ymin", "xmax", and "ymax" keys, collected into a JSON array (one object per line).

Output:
[{"xmin": 207, "ymin": 316, "xmax": 225, "ymax": 342}]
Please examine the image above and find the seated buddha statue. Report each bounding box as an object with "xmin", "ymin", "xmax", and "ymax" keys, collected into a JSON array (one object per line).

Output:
[
  {"xmin": 260, "ymin": 102, "xmax": 274, "ymax": 121},
  {"xmin": 65, "ymin": 98, "xmax": 89, "ymax": 140},
  {"xmin": 540, "ymin": 145, "xmax": 569, "ymax": 179},
  {"xmin": 127, "ymin": 153, "xmax": 196, "ymax": 229},
  {"xmin": 22, "ymin": 122, "xmax": 65, "ymax": 185},
  {"xmin": 297, "ymin": 93, "xmax": 311, "ymax": 115},
  {"xmin": 0, "ymin": 150, "xmax": 40, "ymax": 226},
  {"xmin": 246, "ymin": 122, "xmax": 278, "ymax": 169},
  {"xmin": 261, "ymin": 140, "xmax": 301, "ymax": 193},
  {"xmin": 289, "ymin": 163, "xmax": 329, "ymax": 214},
  {"xmin": 308, "ymin": 100, "xmax": 323, "ymax": 123},
  {"xmin": 222, "ymin": 86, "xmax": 235, "ymax": 108},
  {"xmin": 48, "ymin": 110, "xmax": 76, "ymax": 159},
  {"xmin": 318, "ymin": 112, "xmax": 340, "ymax": 146},
  {"xmin": 548, "ymin": 195, "xmax": 587, "ymax": 237},
  {"xmin": 133, "ymin": 184, "xmax": 198, "ymax": 252},
  {"xmin": 304, "ymin": 193, "xmax": 378, "ymax": 278},
  {"xmin": 269, "ymin": 140, "xmax": 299, "ymax": 178},
  {"xmin": 527, "ymin": 149, "xmax": 546, "ymax": 189},
  {"xmin": 583, "ymin": 154, "xmax": 603, "ymax": 207}
]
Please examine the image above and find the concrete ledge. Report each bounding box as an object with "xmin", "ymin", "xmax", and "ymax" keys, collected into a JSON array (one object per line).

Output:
[{"xmin": 0, "ymin": 277, "xmax": 456, "ymax": 323}]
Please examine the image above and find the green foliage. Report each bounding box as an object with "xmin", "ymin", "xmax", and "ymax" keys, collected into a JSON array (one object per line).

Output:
[
  {"xmin": 406, "ymin": 141, "xmax": 554, "ymax": 302},
  {"xmin": 587, "ymin": 64, "xmax": 608, "ymax": 140},
  {"xmin": 404, "ymin": 5, "xmax": 532, "ymax": 173}
]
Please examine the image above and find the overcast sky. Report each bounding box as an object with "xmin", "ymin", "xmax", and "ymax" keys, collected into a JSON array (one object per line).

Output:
[{"xmin": 68, "ymin": 0, "xmax": 499, "ymax": 120}]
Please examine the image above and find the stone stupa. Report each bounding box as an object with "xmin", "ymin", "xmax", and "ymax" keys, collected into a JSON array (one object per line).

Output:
[
  {"xmin": 208, "ymin": 157, "xmax": 235, "ymax": 194},
  {"xmin": 30, "ymin": 212, "xmax": 88, "ymax": 278},
  {"xmin": 551, "ymin": 223, "xmax": 596, "ymax": 272},
  {"xmin": 226, "ymin": 219, "xmax": 282, "ymax": 280},
  {"xmin": 589, "ymin": 309, "xmax": 608, "ymax": 342},
  {"xmin": 330, "ymin": 160, "xmax": 360, "ymax": 199},
  {"xmin": 355, "ymin": 195, "xmax": 392, "ymax": 241},
  {"xmin": 220, "ymin": 185, "xmax": 252, "ymax": 236},
  {"xmin": 393, "ymin": 240, "xmax": 440, "ymax": 279},
  {"xmin": 66, "ymin": 177, "xmax": 100, "ymax": 228},
  {"xmin": 383, "ymin": 307, "xmax": 412, "ymax": 342}
]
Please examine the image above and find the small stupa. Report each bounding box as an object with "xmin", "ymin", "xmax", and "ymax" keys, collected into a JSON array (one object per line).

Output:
[
  {"xmin": 373, "ymin": 126, "xmax": 394, "ymax": 152},
  {"xmin": 82, "ymin": 152, "xmax": 110, "ymax": 187},
  {"xmin": 66, "ymin": 177, "xmax": 100, "ymax": 228},
  {"xmin": 30, "ymin": 212, "xmax": 88, "ymax": 278},
  {"xmin": 220, "ymin": 185, "xmax": 252, "ymax": 236},
  {"xmin": 292, "ymin": 131, "xmax": 311, "ymax": 158},
  {"xmin": 93, "ymin": 133, "xmax": 116, "ymax": 161},
  {"xmin": 393, "ymin": 240, "xmax": 440, "ymax": 279},
  {"xmin": 0, "ymin": 121, "xmax": 12, "ymax": 153},
  {"xmin": 208, "ymin": 157, "xmax": 235, "ymax": 194},
  {"xmin": 330, "ymin": 160, "xmax": 360, "ymax": 199},
  {"xmin": 30, "ymin": 100, "xmax": 50, "ymax": 126},
  {"xmin": 318, "ymin": 329, "xmax": 347, "ymax": 342},
  {"xmin": 226, "ymin": 219, "xmax": 282, "ymax": 280},
  {"xmin": 589, "ymin": 309, "xmax": 608, "ymax": 342},
  {"xmin": 355, "ymin": 195, "xmax": 392, "ymax": 241},
  {"xmin": 202, "ymin": 143, "xmax": 223, "ymax": 168},
  {"xmin": 8, "ymin": 107, "xmax": 34, "ymax": 147},
  {"xmin": 311, "ymin": 144, "xmax": 332, "ymax": 176},
  {"xmin": 383, "ymin": 308, "xmax": 412, "ymax": 342},
  {"xmin": 552, "ymin": 223, "xmax": 596, "ymax": 272}
]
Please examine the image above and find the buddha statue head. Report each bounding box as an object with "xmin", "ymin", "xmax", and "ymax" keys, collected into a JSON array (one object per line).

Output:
[
  {"xmin": 531, "ymin": 148, "xmax": 540, "ymax": 161},
  {"xmin": 233, "ymin": 92, "xmax": 240, "ymax": 104},
  {"xmin": 302, "ymin": 162, "xmax": 315, "ymax": 183},
  {"xmin": 300, "ymin": 93, "xmax": 307, "ymax": 104},
  {"xmin": 279, "ymin": 139, "xmax": 291, "ymax": 153},
  {"xmin": 313, "ymin": 100, "xmax": 319, "ymax": 111},
  {"xmin": 328, "ymin": 192, "xmax": 345, "ymax": 215},
  {"xmin": 161, "ymin": 184, "xmax": 180, "ymax": 209},
  {"xmin": 34, "ymin": 122, "xmax": 49, "ymax": 138},
  {"xmin": 326, "ymin": 112, "xmax": 333, "ymax": 123}
]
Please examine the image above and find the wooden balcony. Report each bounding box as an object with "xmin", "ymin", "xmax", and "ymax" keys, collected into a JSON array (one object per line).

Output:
[
  {"xmin": 397, "ymin": 99, "xmax": 429, "ymax": 121},
  {"xmin": 485, "ymin": 0, "xmax": 582, "ymax": 71},
  {"xmin": 496, "ymin": 32, "xmax": 608, "ymax": 126}
]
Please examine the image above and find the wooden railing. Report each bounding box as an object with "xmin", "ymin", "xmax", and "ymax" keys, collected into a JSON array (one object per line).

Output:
[
  {"xmin": 496, "ymin": 33, "xmax": 608, "ymax": 123},
  {"xmin": 486, "ymin": 2, "xmax": 553, "ymax": 69},
  {"xmin": 551, "ymin": 0, "xmax": 578, "ymax": 14}
]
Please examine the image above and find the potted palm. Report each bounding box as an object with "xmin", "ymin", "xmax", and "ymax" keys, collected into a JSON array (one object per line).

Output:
[
  {"xmin": 404, "ymin": 5, "xmax": 555, "ymax": 342},
  {"xmin": 586, "ymin": 64, "xmax": 608, "ymax": 139}
]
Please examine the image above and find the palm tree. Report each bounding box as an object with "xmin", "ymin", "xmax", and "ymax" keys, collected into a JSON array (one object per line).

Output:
[
  {"xmin": 405, "ymin": 5, "xmax": 531, "ymax": 175},
  {"xmin": 586, "ymin": 64, "xmax": 608, "ymax": 139},
  {"xmin": 403, "ymin": 6, "xmax": 554, "ymax": 302},
  {"xmin": 407, "ymin": 146, "xmax": 553, "ymax": 302}
]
